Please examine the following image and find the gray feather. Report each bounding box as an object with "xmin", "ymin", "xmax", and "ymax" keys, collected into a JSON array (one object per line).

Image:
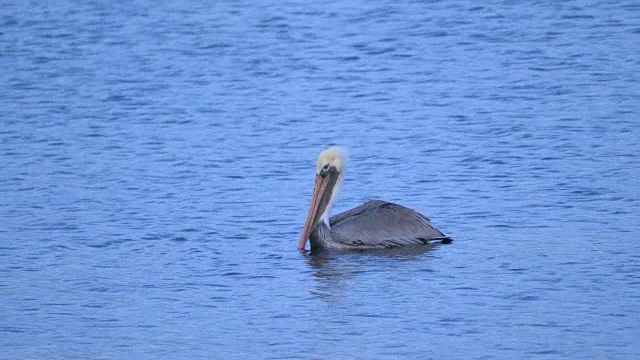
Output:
[{"xmin": 318, "ymin": 200, "xmax": 447, "ymax": 249}]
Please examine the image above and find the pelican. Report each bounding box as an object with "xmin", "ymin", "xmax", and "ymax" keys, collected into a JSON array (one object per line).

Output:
[{"xmin": 299, "ymin": 147, "xmax": 452, "ymax": 250}]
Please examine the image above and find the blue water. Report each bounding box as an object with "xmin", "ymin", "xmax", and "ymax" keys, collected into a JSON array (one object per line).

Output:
[{"xmin": 2, "ymin": 1, "xmax": 640, "ymax": 358}]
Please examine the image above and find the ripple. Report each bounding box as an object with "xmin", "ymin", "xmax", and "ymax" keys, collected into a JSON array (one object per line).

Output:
[{"xmin": 1, "ymin": 0, "xmax": 638, "ymax": 358}]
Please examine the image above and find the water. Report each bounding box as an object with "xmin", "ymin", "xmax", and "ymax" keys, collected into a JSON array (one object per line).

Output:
[{"xmin": 1, "ymin": 1, "xmax": 639, "ymax": 358}]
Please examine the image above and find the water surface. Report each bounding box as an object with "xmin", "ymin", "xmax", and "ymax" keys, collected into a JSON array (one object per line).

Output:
[{"xmin": 1, "ymin": 1, "xmax": 639, "ymax": 359}]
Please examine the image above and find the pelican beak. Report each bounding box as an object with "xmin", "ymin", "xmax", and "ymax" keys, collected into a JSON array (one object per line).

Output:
[{"xmin": 299, "ymin": 167, "xmax": 338, "ymax": 249}]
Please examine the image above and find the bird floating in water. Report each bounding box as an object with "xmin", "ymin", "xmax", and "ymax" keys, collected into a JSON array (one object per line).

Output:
[{"xmin": 299, "ymin": 147, "xmax": 452, "ymax": 250}]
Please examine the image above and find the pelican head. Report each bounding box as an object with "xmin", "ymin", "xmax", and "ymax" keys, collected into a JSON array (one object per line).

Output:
[{"xmin": 299, "ymin": 147, "xmax": 347, "ymax": 249}]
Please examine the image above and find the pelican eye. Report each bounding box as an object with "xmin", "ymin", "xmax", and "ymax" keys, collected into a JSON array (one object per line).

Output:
[{"xmin": 319, "ymin": 163, "xmax": 331, "ymax": 177}]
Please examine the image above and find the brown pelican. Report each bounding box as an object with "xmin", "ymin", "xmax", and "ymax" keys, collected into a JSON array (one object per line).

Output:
[{"xmin": 299, "ymin": 147, "xmax": 452, "ymax": 250}]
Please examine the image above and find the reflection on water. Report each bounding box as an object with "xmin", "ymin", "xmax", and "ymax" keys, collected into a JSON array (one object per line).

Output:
[{"xmin": 305, "ymin": 245, "xmax": 443, "ymax": 301}]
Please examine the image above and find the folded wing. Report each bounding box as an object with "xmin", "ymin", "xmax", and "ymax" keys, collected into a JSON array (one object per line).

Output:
[{"xmin": 330, "ymin": 200, "xmax": 447, "ymax": 248}]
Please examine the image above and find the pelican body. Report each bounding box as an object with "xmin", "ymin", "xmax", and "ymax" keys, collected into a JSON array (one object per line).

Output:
[{"xmin": 299, "ymin": 147, "xmax": 451, "ymax": 250}]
